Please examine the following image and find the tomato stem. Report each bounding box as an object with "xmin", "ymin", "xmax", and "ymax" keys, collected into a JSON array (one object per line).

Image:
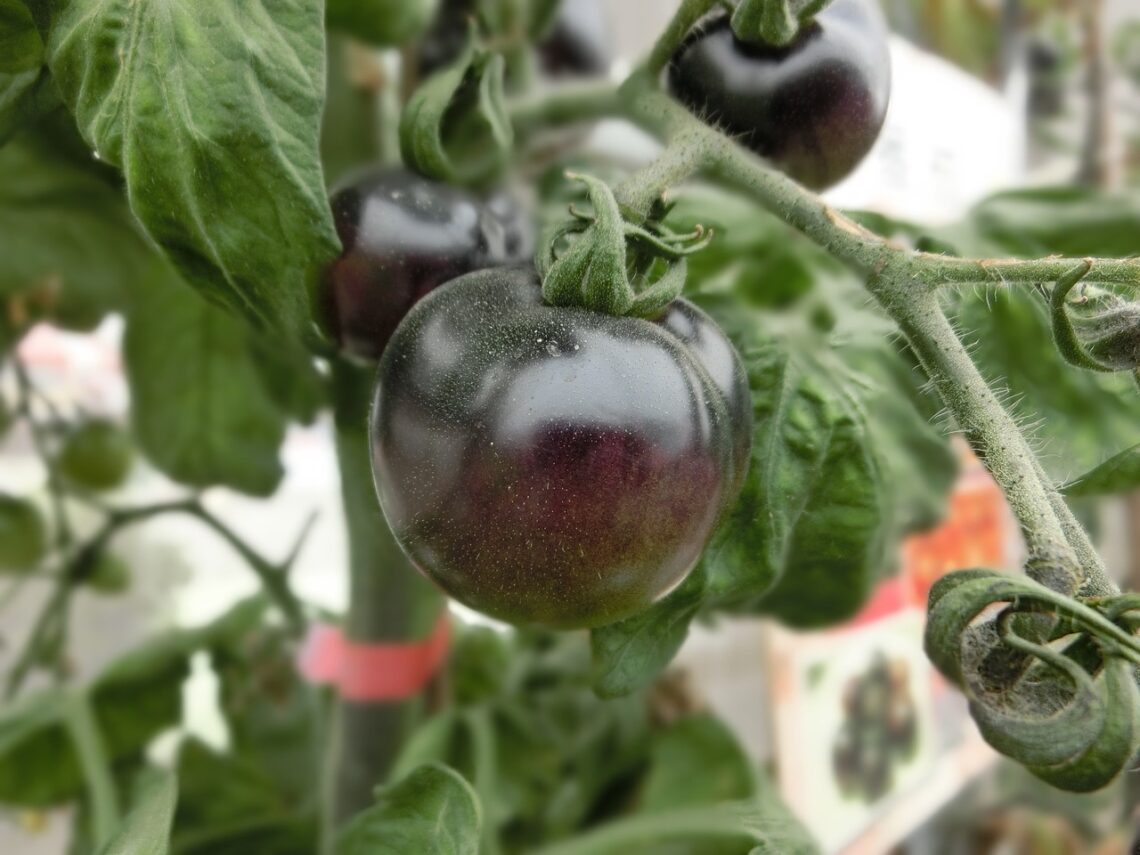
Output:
[
  {"xmin": 580, "ymin": 78, "xmax": 1121, "ymax": 596},
  {"xmin": 646, "ymin": 0, "xmax": 720, "ymax": 77},
  {"xmin": 64, "ymin": 690, "xmax": 121, "ymax": 849},
  {"xmin": 321, "ymin": 357, "xmax": 446, "ymax": 849}
]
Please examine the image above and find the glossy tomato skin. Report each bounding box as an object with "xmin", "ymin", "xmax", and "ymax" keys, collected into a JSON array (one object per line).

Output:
[
  {"xmin": 668, "ymin": 0, "xmax": 890, "ymax": 190},
  {"xmin": 537, "ymin": 0, "xmax": 611, "ymax": 78},
  {"xmin": 371, "ymin": 267, "xmax": 751, "ymax": 629},
  {"xmin": 417, "ymin": 0, "xmax": 610, "ymax": 79},
  {"xmin": 323, "ymin": 169, "xmax": 530, "ymax": 361}
]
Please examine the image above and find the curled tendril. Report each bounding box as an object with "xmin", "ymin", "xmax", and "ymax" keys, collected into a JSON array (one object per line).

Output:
[
  {"xmin": 926, "ymin": 569, "xmax": 1140, "ymax": 792},
  {"xmin": 539, "ymin": 172, "xmax": 713, "ymax": 318},
  {"xmin": 1051, "ymin": 261, "xmax": 1140, "ymax": 374}
]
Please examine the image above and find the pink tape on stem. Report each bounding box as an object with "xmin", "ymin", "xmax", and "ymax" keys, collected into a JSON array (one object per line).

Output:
[{"xmin": 298, "ymin": 614, "xmax": 451, "ymax": 701}]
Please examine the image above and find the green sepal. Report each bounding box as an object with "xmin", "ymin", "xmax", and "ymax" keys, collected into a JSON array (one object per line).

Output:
[
  {"xmin": 540, "ymin": 173, "xmax": 711, "ymax": 318},
  {"xmin": 1026, "ymin": 656, "xmax": 1140, "ymax": 792},
  {"xmin": 400, "ymin": 30, "xmax": 513, "ymax": 186},
  {"xmin": 542, "ymin": 173, "xmax": 633, "ymax": 315},
  {"xmin": 731, "ymin": 0, "xmax": 798, "ymax": 48}
]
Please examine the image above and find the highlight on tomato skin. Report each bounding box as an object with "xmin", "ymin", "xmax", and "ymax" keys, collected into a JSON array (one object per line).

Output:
[
  {"xmin": 416, "ymin": 0, "xmax": 612, "ymax": 80},
  {"xmin": 667, "ymin": 0, "xmax": 891, "ymax": 191},
  {"xmin": 321, "ymin": 168, "xmax": 532, "ymax": 361},
  {"xmin": 370, "ymin": 266, "xmax": 752, "ymax": 629}
]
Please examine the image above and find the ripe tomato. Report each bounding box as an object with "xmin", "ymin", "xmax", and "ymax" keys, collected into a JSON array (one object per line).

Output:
[
  {"xmin": 668, "ymin": 0, "xmax": 891, "ymax": 190},
  {"xmin": 371, "ymin": 266, "xmax": 752, "ymax": 628}
]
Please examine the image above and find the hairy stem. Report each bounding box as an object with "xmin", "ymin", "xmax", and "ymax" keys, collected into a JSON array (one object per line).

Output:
[
  {"xmin": 623, "ymin": 86, "xmax": 1140, "ymax": 289},
  {"xmin": 322, "ymin": 358, "xmax": 445, "ymax": 848},
  {"xmin": 508, "ymin": 80, "xmax": 624, "ymax": 140},
  {"xmin": 645, "ymin": 0, "xmax": 719, "ymax": 76},
  {"xmin": 871, "ymin": 282, "xmax": 1080, "ymax": 591},
  {"xmin": 613, "ymin": 128, "xmax": 709, "ymax": 218},
  {"xmin": 605, "ymin": 81, "xmax": 1123, "ymax": 596}
]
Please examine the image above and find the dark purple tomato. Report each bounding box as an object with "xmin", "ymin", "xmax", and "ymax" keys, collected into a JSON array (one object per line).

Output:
[
  {"xmin": 667, "ymin": 0, "xmax": 891, "ymax": 190},
  {"xmin": 322, "ymin": 168, "xmax": 531, "ymax": 361},
  {"xmin": 371, "ymin": 266, "xmax": 751, "ymax": 628},
  {"xmin": 417, "ymin": 0, "xmax": 611, "ymax": 79},
  {"xmin": 538, "ymin": 0, "xmax": 611, "ymax": 78}
]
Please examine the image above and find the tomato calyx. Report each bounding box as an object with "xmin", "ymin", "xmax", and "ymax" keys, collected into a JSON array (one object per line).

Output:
[
  {"xmin": 539, "ymin": 173, "xmax": 712, "ymax": 318},
  {"xmin": 730, "ymin": 0, "xmax": 832, "ymax": 47}
]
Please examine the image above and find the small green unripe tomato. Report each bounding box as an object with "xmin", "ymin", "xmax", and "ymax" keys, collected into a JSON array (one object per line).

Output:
[
  {"xmin": 57, "ymin": 420, "xmax": 133, "ymax": 491},
  {"xmin": 326, "ymin": 0, "xmax": 440, "ymax": 47},
  {"xmin": 0, "ymin": 495, "xmax": 47, "ymax": 574},
  {"xmin": 86, "ymin": 553, "xmax": 131, "ymax": 594}
]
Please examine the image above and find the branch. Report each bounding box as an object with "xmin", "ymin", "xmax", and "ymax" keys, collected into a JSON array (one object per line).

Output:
[
  {"xmin": 5, "ymin": 496, "xmax": 313, "ymax": 699},
  {"xmin": 602, "ymin": 79, "xmax": 1122, "ymax": 596},
  {"xmin": 11, "ymin": 357, "xmax": 73, "ymax": 548},
  {"xmin": 621, "ymin": 84, "xmax": 1140, "ymax": 290}
]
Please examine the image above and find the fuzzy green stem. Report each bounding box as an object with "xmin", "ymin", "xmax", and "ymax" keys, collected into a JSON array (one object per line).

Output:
[
  {"xmin": 646, "ymin": 0, "xmax": 719, "ymax": 76},
  {"xmin": 872, "ymin": 283, "xmax": 1081, "ymax": 591},
  {"xmin": 65, "ymin": 690, "xmax": 120, "ymax": 849},
  {"xmin": 322, "ymin": 358, "xmax": 445, "ymax": 848},
  {"xmin": 613, "ymin": 128, "xmax": 709, "ymax": 220},
  {"xmin": 508, "ymin": 80, "xmax": 624, "ymax": 139},
  {"xmin": 609, "ymin": 84, "xmax": 1122, "ymax": 596},
  {"xmin": 621, "ymin": 87, "xmax": 1140, "ymax": 290}
]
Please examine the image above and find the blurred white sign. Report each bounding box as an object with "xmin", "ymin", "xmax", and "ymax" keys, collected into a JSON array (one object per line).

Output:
[{"xmin": 824, "ymin": 37, "xmax": 1027, "ymax": 222}]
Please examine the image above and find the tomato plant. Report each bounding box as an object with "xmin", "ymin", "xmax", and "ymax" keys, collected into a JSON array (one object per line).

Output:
[{"xmin": 1, "ymin": 0, "xmax": 1139, "ymax": 852}]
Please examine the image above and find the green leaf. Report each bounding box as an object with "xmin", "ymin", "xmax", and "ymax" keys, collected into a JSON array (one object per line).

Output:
[
  {"xmin": 843, "ymin": 341, "xmax": 957, "ymax": 538},
  {"xmin": 400, "ymin": 37, "xmax": 513, "ymax": 185},
  {"xmin": 711, "ymin": 336, "xmax": 889, "ymax": 628},
  {"xmin": 1063, "ymin": 443, "xmax": 1140, "ymax": 497},
  {"xmin": 638, "ymin": 714, "xmax": 756, "ymax": 812},
  {"xmin": 529, "ymin": 796, "xmax": 818, "ymax": 855},
  {"xmin": 336, "ymin": 763, "xmax": 482, "ymax": 855},
  {"xmin": 327, "ymin": 0, "xmax": 438, "ymax": 46},
  {"xmin": 590, "ymin": 569, "xmax": 705, "ymax": 698},
  {"xmin": 949, "ymin": 186, "xmax": 1140, "ymax": 258},
  {"xmin": 247, "ymin": 332, "xmax": 327, "ymax": 425},
  {"xmin": 0, "ymin": 132, "xmax": 151, "ymax": 328},
  {"xmin": 100, "ymin": 770, "xmax": 178, "ymax": 855},
  {"xmin": 124, "ymin": 265, "xmax": 287, "ymax": 496},
  {"xmin": 210, "ymin": 624, "xmax": 322, "ymax": 813},
  {"xmin": 171, "ymin": 739, "xmax": 315, "ymax": 855},
  {"xmin": 0, "ymin": 687, "xmax": 74, "ymax": 805},
  {"xmin": 44, "ymin": 0, "xmax": 340, "ymax": 333},
  {"xmin": 0, "ymin": 0, "xmax": 53, "ymax": 144},
  {"xmin": 0, "ymin": 598, "xmax": 265, "ymax": 807}
]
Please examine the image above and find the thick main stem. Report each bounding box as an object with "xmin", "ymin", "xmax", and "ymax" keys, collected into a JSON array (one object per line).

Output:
[{"xmin": 323, "ymin": 359, "xmax": 445, "ymax": 842}]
